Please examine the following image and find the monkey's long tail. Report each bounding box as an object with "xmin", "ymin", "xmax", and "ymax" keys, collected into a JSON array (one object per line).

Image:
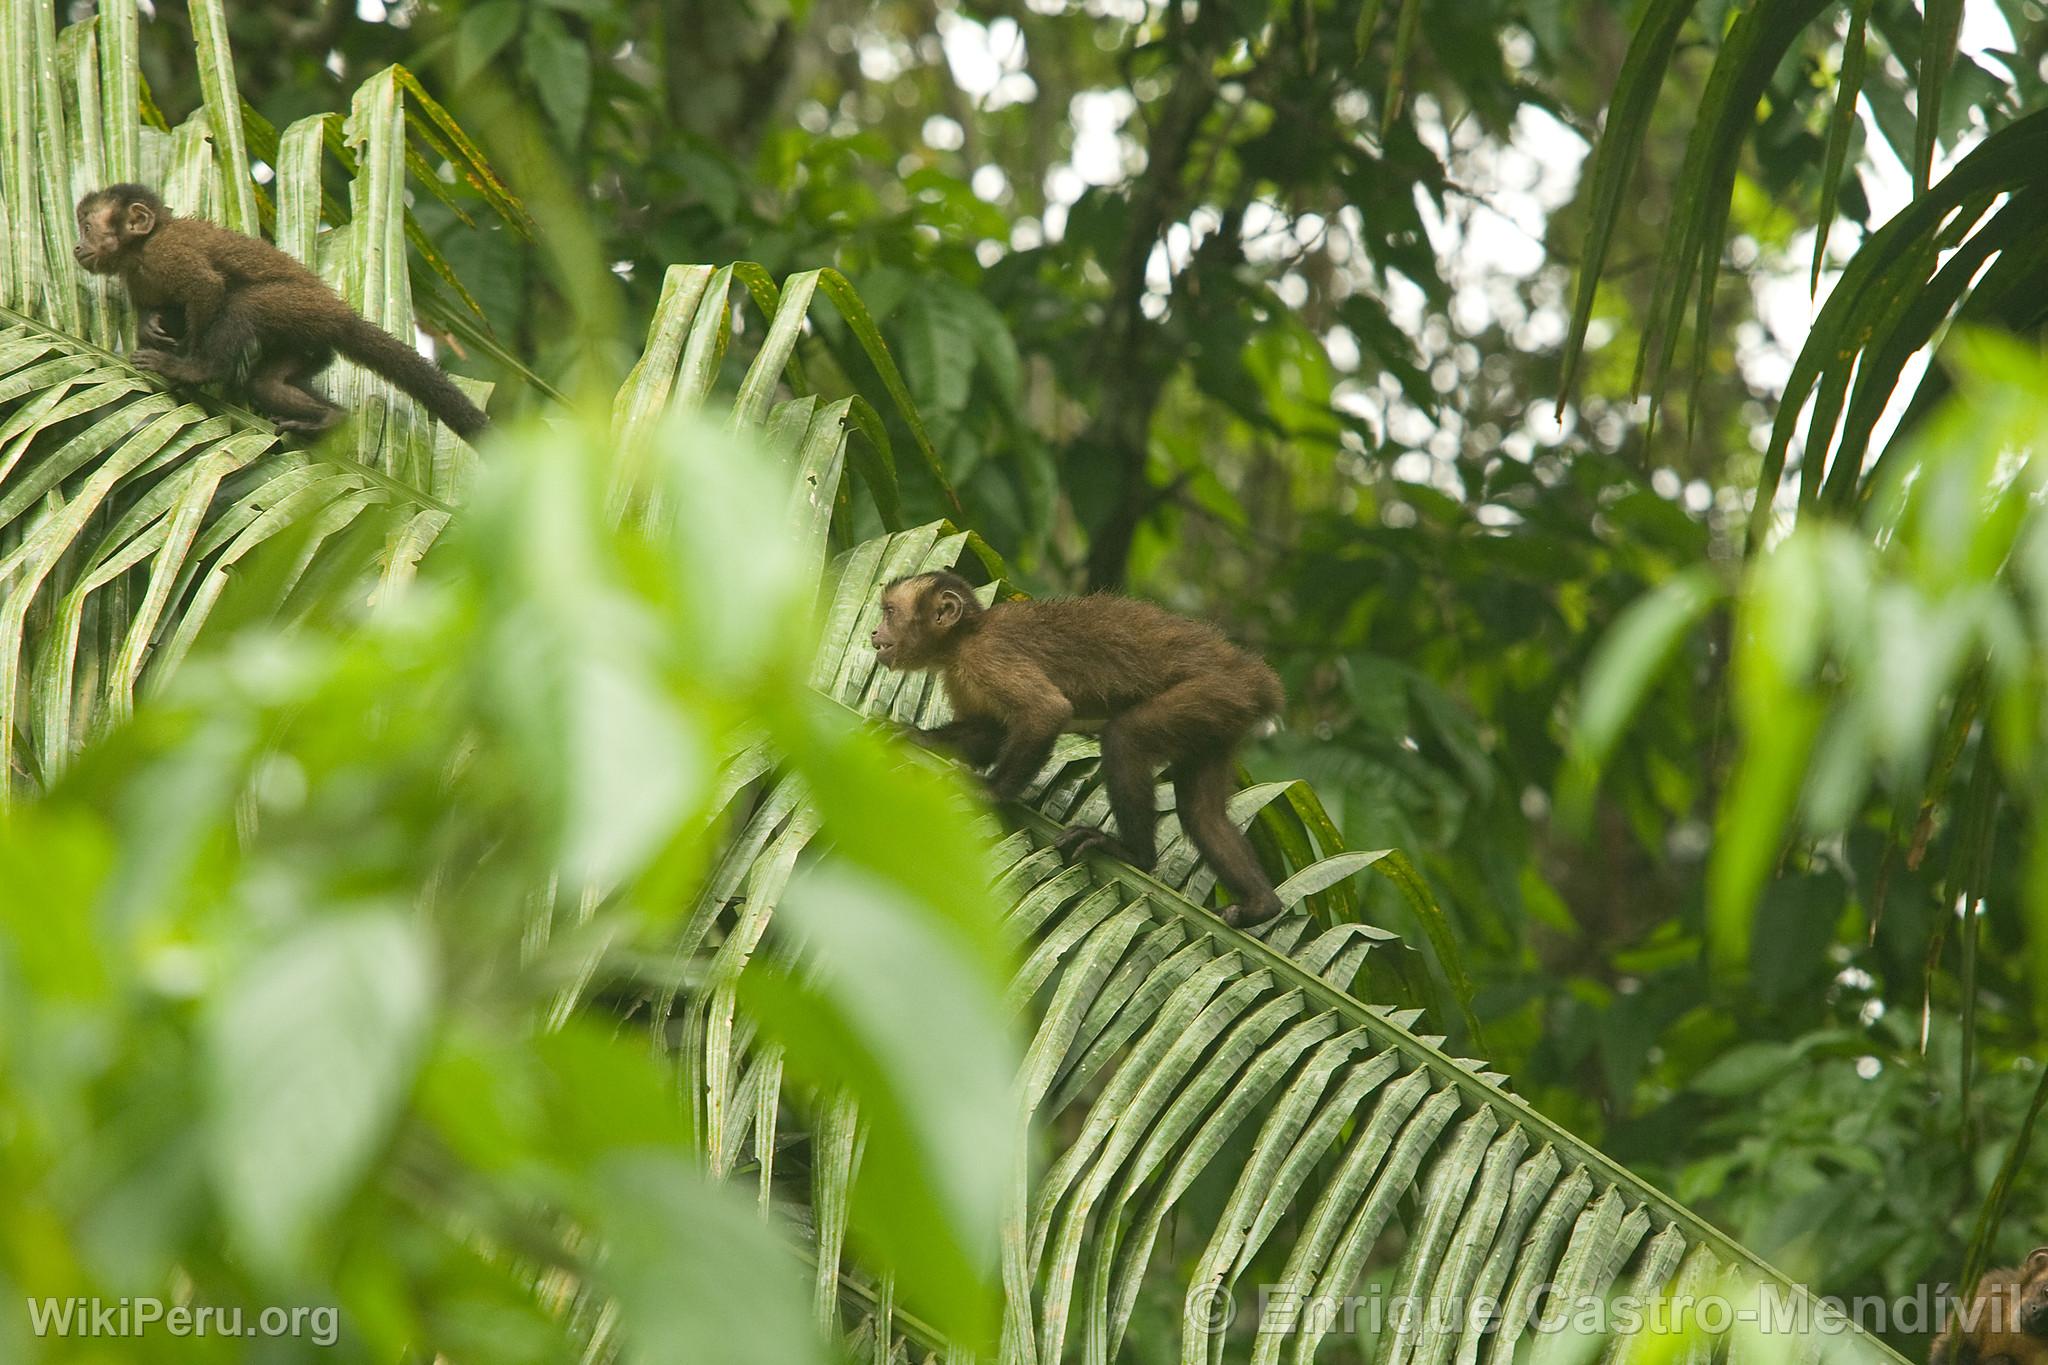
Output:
[{"xmin": 334, "ymin": 317, "xmax": 489, "ymax": 439}]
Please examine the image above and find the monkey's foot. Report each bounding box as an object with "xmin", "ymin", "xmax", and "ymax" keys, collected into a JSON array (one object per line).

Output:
[
  {"xmin": 1219, "ymin": 897, "xmax": 1287, "ymax": 929},
  {"xmin": 1052, "ymin": 826, "xmax": 1163, "ymax": 876},
  {"xmin": 1052, "ymin": 825, "xmax": 1110, "ymax": 858},
  {"xmin": 272, "ymin": 411, "xmax": 344, "ymax": 435}
]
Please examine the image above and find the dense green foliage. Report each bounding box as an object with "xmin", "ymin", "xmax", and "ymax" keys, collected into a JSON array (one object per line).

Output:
[{"xmin": 4, "ymin": 0, "xmax": 2048, "ymax": 1359}]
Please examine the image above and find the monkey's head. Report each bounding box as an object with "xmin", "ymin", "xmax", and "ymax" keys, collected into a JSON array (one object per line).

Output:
[
  {"xmin": 872, "ymin": 571, "xmax": 982, "ymax": 669},
  {"xmin": 73, "ymin": 184, "xmax": 165, "ymax": 274},
  {"xmin": 2019, "ymin": 1249, "xmax": 2048, "ymax": 1337}
]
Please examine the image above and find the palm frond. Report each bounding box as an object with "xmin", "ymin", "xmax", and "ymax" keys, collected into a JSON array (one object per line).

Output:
[
  {"xmin": 1559, "ymin": 0, "xmax": 2031, "ymax": 455},
  {"xmin": 1761, "ymin": 113, "xmax": 2048, "ymax": 535},
  {"xmin": 0, "ymin": 0, "xmax": 525, "ymax": 788},
  {"xmin": 0, "ymin": 308, "xmax": 441, "ymax": 793}
]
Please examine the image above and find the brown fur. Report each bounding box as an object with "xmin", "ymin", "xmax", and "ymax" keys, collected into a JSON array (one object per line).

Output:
[
  {"xmin": 1933, "ymin": 1252, "xmax": 2048, "ymax": 1365},
  {"xmin": 872, "ymin": 571, "xmax": 1288, "ymax": 927},
  {"xmin": 73, "ymin": 184, "xmax": 487, "ymax": 438}
]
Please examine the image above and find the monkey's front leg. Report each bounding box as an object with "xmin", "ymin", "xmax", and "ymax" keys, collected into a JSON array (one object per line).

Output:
[
  {"xmin": 984, "ymin": 713, "xmax": 1065, "ymax": 801},
  {"xmin": 909, "ymin": 717, "xmax": 1006, "ymax": 769}
]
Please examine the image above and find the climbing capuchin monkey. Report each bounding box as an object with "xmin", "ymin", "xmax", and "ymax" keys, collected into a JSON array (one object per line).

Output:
[
  {"xmin": 72, "ymin": 183, "xmax": 487, "ymax": 438},
  {"xmin": 1933, "ymin": 1251, "xmax": 2048, "ymax": 1365},
  {"xmin": 871, "ymin": 571, "xmax": 1288, "ymax": 927}
]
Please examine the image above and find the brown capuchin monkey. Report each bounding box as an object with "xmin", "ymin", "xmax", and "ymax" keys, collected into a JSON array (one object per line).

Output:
[
  {"xmin": 1933, "ymin": 1251, "xmax": 2048, "ymax": 1365},
  {"xmin": 73, "ymin": 184, "xmax": 487, "ymax": 439},
  {"xmin": 871, "ymin": 571, "xmax": 1288, "ymax": 927}
]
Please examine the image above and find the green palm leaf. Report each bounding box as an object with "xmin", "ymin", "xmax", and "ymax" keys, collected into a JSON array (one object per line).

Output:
[{"xmin": 1561, "ymin": 0, "xmax": 2031, "ymax": 465}]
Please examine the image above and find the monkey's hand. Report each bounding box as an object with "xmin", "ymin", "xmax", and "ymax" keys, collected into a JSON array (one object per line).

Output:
[
  {"xmin": 130, "ymin": 347, "xmax": 197, "ymax": 380},
  {"xmin": 138, "ymin": 313, "xmax": 178, "ymax": 350}
]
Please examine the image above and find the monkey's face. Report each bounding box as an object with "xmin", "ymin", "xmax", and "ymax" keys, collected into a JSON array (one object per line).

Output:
[
  {"xmin": 2020, "ymin": 1249, "xmax": 2048, "ymax": 1337},
  {"xmin": 871, "ymin": 581, "xmax": 929, "ymax": 668},
  {"xmin": 72, "ymin": 195, "xmax": 154, "ymax": 274},
  {"xmin": 871, "ymin": 578, "xmax": 966, "ymax": 669}
]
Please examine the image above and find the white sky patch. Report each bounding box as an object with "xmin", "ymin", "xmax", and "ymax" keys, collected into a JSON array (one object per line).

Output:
[
  {"xmin": 940, "ymin": 13, "xmax": 1037, "ymax": 110},
  {"xmin": 1070, "ymin": 89, "xmax": 1138, "ymax": 184},
  {"xmin": 1144, "ymin": 240, "xmax": 1172, "ymax": 294},
  {"xmin": 1163, "ymin": 221, "xmax": 1193, "ymax": 272},
  {"xmin": 1325, "ymin": 327, "xmax": 1362, "ymax": 371},
  {"xmin": 972, "ymin": 164, "xmax": 1010, "ymax": 201},
  {"xmin": 1033, "ymin": 89, "xmax": 1140, "ymax": 240},
  {"xmin": 1044, "ymin": 164, "xmax": 1086, "ymax": 209},
  {"xmin": 858, "ymin": 37, "xmax": 905, "ymax": 83},
  {"xmin": 1240, "ymin": 198, "xmax": 1289, "ymax": 263},
  {"xmin": 1958, "ymin": 1, "xmax": 2017, "ymax": 59}
]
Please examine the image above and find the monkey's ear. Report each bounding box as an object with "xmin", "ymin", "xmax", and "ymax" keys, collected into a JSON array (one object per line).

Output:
[
  {"xmin": 2028, "ymin": 1248, "xmax": 2048, "ymax": 1275},
  {"xmin": 931, "ymin": 586, "xmax": 966, "ymax": 629},
  {"xmin": 122, "ymin": 199, "xmax": 156, "ymax": 236}
]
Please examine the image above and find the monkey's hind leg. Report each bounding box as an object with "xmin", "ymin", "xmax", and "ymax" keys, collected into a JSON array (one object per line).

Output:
[
  {"xmin": 1174, "ymin": 753, "xmax": 1284, "ymax": 927},
  {"xmin": 250, "ymin": 351, "xmax": 343, "ymax": 434},
  {"xmin": 1056, "ymin": 687, "xmax": 1228, "ymax": 871}
]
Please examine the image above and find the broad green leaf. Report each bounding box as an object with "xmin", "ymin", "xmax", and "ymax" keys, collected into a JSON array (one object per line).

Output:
[
  {"xmin": 205, "ymin": 911, "xmax": 434, "ymax": 1270},
  {"xmin": 593, "ymin": 1152, "xmax": 830, "ymax": 1365},
  {"xmin": 747, "ymin": 865, "xmax": 1017, "ymax": 1348}
]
